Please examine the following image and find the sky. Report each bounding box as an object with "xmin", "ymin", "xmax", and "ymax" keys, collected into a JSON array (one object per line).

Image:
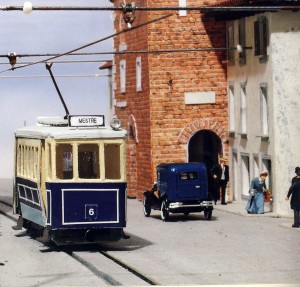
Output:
[{"xmin": 0, "ymin": 0, "xmax": 114, "ymax": 178}]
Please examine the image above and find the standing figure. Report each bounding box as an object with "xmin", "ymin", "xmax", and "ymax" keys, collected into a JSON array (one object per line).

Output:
[
  {"xmin": 246, "ymin": 170, "xmax": 269, "ymax": 214},
  {"xmin": 211, "ymin": 157, "xmax": 229, "ymax": 205},
  {"xmin": 285, "ymin": 167, "xmax": 300, "ymax": 228}
]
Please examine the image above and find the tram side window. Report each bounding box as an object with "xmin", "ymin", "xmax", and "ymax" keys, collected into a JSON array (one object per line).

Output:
[
  {"xmin": 104, "ymin": 144, "xmax": 121, "ymax": 179},
  {"xmin": 16, "ymin": 144, "xmax": 39, "ymax": 179},
  {"xmin": 56, "ymin": 144, "xmax": 73, "ymax": 179},
  {"xmin": 47, "ymin": 143, "xmax": 52, "ymax": 179},
  {"xmin": 78, "ymin": 144, "xmax": 100, "ymax": 179}
]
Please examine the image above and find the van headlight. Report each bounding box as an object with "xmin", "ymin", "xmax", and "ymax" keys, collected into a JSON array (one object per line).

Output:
[{"xmin": 110, "ymin": 117, "xmax": 122, "ymax": 130}]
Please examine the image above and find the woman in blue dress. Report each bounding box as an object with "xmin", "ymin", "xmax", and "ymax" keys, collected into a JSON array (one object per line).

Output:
[{"xmin": 246, "ymin": 170, "xmax": 269, "ymax": 214}]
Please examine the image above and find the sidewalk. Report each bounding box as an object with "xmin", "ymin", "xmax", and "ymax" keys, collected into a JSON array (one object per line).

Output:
[
  {"xmin": 214, "ymin": 201, "xmax": 299, "ymax": 230},
  {"xmin": 214, "ymin": 201, "xmax": 277, "ymax": 217}
]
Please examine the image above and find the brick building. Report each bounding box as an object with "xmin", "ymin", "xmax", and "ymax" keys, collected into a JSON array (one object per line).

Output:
[{"xmin": 110, "ymin": 0, "xmax": 228, "ymax": 199}]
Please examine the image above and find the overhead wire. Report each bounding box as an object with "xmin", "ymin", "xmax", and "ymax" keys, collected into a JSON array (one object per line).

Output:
[
  {"xmin": 0, "ymin": 46, "xmax": 248, "ymax": 63},
  {"xmin": 1, "ymin": 5, "xmax": 299, "ymax": 12},
  {"xmin": 0, "ymin": 59, "xmax": 109, "ymax": 65},
  {"xmin": 0, "ymin": 13, "xmax": 173, "ymax": 75},
  {"xmin": 0, "ymin": 74, "xmax": 109, "ymax": 79}
]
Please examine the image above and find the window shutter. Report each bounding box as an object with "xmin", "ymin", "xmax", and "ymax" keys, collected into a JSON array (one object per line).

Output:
[
  {"xmin": 254, "ymin": 20, "xmax": 260, "ymax": 56},
  {"xmin": 262, "ymin": 17, "xmax": 268, "ymax": 56}
]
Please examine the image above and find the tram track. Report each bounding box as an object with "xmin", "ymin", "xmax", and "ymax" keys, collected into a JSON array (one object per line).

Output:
[
  {"xmin": 0, "ymin": 198, "xmax": 17, "ymax": 222},
  {"xmin": 0, "ymin": 198, "xmax": 158, "ymax": 286}
]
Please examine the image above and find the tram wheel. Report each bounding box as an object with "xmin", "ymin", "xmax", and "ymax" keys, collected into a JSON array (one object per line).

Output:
[
  {"xmin": 160, "ymin": 200, "xmax": 169, "ymax": 221},
  {"xmin": 143, "ymin": 199, "xmax": 151, "ymax": 217}
]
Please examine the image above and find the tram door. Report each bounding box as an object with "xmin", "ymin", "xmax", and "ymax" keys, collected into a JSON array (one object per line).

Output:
[{"xmin": 188, "ymin": 130, "xmax": 222, "ymax": 193}]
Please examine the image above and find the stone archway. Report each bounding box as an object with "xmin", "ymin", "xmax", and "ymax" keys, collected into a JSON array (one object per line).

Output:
[
  {"xmin": 188, "ymin": 130, "xmax": 222, "ymax": 171},
  {"xmin": 178, "ymin": 119, "xmax": 228, "ymax": 200},
  {"xmin": 177, "ymin": 119, "xmax": 228, "ymax": 146}
]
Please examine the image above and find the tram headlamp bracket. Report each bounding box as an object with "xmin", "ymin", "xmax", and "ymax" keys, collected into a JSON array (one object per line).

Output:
[{"xmin": 110, "ymin": 117, "xmax": 122, "ymax": 130}]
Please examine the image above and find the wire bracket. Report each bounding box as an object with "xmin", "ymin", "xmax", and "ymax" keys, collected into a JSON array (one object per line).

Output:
[{"xmin": 121, "ymin": 2, "xmax": 136, "ymax": 28}]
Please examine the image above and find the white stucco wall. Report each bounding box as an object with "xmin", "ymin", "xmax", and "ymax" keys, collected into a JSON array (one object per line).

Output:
[
  {"xmin": 270, "ymin": 11, "xmax": 300, "ymax": 215},
  {"xmin": 227, "ymin": 11, "xmax": 300, "ymax": 216}
]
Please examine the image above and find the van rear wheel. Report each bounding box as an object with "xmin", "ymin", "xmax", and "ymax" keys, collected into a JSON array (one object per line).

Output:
[
  {"xmin": 160, "ymin": 200, "xmax": 169, "ymax": 221},
  {"xmin": 204, "ymin": 209, "xmax": 212, "ymax": 220}
]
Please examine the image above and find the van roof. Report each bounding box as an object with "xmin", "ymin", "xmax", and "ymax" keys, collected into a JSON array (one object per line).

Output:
[{"xmin": 157, "ymin": 162, "xmax": 205, "ymax": 168}]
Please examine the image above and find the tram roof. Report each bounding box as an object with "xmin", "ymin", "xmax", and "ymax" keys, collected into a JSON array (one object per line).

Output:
[{"xmin": 14, "ymin": 125, "xmax": 127, "ymax": 140}]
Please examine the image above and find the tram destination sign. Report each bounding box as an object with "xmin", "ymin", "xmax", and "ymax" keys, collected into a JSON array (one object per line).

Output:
[{"xmin": 69, "ymin": 115, "xmax": 105, "ymax": 127}]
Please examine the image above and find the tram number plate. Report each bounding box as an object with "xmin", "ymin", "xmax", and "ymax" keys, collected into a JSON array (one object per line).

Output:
[{"xmin": 85, "ymin": 204, "xmax": 98, "ymax": 220}]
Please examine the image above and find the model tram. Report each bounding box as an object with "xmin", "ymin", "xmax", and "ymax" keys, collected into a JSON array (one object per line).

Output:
[{"xmin": 12, "ymin": 115, "xmax": 128, "ymax": 245}]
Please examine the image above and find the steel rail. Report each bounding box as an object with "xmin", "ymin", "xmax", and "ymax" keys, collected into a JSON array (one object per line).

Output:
[
  {"xmin": 0, "ymin": 199, "xmax": 17, "ymax": 222},
  {"xmin": 1, "ymin": 6, "xmax": 300, "ymax": 12},
  {"xmin": 68, "ymin": 252, "xmax": 122, "ymax": 286},
  {"xmin": 0, "ymin": 199, "xmax": 121, "ymax": 285},
  {"xmin": 0, "ymin": 198, "xmax": 157, "ymax": 285},
  {"xmin": 99, "ymin": 250, "xmax": 159, "ymax": 285}
]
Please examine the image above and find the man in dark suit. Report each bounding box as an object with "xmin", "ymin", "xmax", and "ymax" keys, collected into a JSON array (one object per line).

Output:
[{"xmin": 211, "ymin": 157, "xmax": 229, "ymax": 205}]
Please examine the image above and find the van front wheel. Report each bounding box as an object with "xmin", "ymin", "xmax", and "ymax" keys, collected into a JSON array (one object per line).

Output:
[
  {"xmin": 161, "ymin": 200, "xmax": 169, "ymax": 221},
  {"xmin": 143, "ymin": 199, "xmax": 151, "ymax": 217}
]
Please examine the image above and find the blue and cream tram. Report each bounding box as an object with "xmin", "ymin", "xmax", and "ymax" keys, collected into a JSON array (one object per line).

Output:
[{"xmin": 13, "ymin": 115, "xmax": 127, "ymax": 244}]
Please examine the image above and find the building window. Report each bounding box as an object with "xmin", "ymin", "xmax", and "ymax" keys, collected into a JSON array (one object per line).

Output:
[
  {"xmin": 178, "ymin": 0, "xmax": 187, "ymax": 17},
  {"xmin": 253, "ymin": 155, "xmax": 260, "ymax": 178},
  {"xmin": 238, "ymin": 18, "xmax": 246, "ymax": 65},
  {"xmin": 241, "ymin": 153, "xmax": 250, "ymax": 197},
  {"xmin": 260, "ymin": 84, "xmax": 269, "ymax": 136},
  {"xmin": 262, "ymin": 157, "xmax": 272, "ymax": 190},
  {"xmin": 254, "ymin": 16, "xmax": 268, "ymax": 62},
  {"xmin": 229, "ymin": 85, "xmax": 235, "ymax": 132},
  {"xmin": 136, "ymin": 57, "xmax": 142, "ymax": 92},
  {"xmin": 227, "ymin": 23, "xmax": 234, "ymax": 64},
  {"xmin": 232, "ymin": 151, "xmax": 239, "ymax": 201},
  {"xmin": 120, "ymin": 60, "xmax": 126, "ymax": 93},
  {"xmin": 240, "ymin": 85, "xmax": 247, "ymax": 135}
]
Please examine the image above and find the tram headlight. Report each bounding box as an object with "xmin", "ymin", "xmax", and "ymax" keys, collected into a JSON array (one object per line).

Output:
[{"xmin": 110, "ymin": 117, "xmax": 122, "ymax": 130}]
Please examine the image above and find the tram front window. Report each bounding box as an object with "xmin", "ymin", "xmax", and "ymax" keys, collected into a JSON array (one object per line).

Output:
[
  {"xmin": 56, "ymin": 144, "xmax": 73, "ymax": 179},
  {"xmin": 78, "ymin": 144, "xmax": 100, "ymax": 179},
  {"xmin": 105, "ymin": 144, "xmax": 121, "ymax": 179}
]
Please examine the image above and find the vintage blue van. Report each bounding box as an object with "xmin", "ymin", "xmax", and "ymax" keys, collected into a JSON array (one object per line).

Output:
[{"xmin": 143, "ymin": 163, "xmax": 213, "ymax": 221}]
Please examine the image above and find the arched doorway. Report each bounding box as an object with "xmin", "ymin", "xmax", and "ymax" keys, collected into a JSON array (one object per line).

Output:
[
  {"xmin": 188, "ymin": 130, "xmax": 222, "ymax": 169},
  {"xmin": 188, "ymin": 130, "xmax": 222, "ymax": 196}
]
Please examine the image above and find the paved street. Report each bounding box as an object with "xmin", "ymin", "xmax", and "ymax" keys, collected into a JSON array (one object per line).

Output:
[{"xmin": 1, "ymin": 179, "xmax": 299, "ymax": 286}]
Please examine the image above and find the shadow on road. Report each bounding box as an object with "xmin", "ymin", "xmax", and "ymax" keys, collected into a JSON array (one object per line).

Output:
[{"xmin": 34, "ymin": 232, "xmax": 153, "ymax": 254}]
